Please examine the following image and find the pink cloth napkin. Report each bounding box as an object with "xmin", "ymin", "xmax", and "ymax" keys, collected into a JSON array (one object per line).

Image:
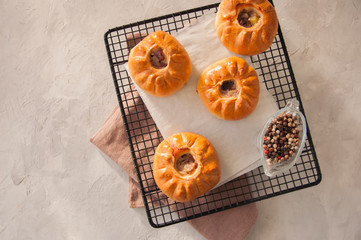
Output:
[{"xmin": 90, "ymin": 103, "xmax": 258, "ymax": 239}]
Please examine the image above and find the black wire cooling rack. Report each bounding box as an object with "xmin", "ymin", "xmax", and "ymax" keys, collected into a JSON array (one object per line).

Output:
[{"xmin": 104, "ymin": 1, "xmax": 322, "ymax": 228}]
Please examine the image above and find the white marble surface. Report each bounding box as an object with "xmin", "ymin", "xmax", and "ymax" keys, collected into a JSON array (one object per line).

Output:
[{"xmin": 1, "ymin": 0, "xmax": 360, "ymax": 239}]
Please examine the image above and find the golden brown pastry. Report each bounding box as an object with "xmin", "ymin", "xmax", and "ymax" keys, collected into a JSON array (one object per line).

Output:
[
  {"xmin": 216, "ymin": 0, "xmax": 278, "ymax": 56},
  {"xmin": 128, "ymin": 31, "xmax": 192, "ymax": 97},
  {"xmin": 153, "ymin": 132, "xmax": 221, "ymax": 202},
  {"xmin": 197, "ymin": 56, "xmax": 260, "ymax": 120}
]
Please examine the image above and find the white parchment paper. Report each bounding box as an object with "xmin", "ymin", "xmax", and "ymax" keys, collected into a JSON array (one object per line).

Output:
[{"xmin": 125, "ymin": 13, "xmax": 278, "ymax": 187}]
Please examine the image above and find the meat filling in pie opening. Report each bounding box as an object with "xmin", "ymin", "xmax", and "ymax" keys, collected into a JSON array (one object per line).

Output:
[
  {"xmin": 237, "ymin": 8, "xmax": 261, "ymax": 28},
  {"xmin": 176, "ymin": 153, "xmax": 198, "ymax": 175},
  {"xmin": 149, "ymin": 48, "xmax": 168, "ymax": 69},
  {"xmin": 220, "ymin": 79, "xmax": 239, "ymax": 97}
]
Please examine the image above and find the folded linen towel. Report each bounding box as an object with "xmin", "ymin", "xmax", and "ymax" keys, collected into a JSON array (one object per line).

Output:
[{"xmin": 90, "ymin": 102, "xmax": 258, "ymax": 240}]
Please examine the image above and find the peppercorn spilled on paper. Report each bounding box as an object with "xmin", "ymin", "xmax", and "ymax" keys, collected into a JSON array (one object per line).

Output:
[{"xmin": 124, "ymin": 13, "xmax": 278, "ymax": 187}]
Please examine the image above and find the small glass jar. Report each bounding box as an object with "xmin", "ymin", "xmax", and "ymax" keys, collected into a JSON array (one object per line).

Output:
[{"xmin": 258, "ymin": 99, "xmax": 307, "ymax": 177}]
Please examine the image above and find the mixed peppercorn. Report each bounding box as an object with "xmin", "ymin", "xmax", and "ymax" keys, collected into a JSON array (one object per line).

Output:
[{"xmin": 263, "ymin": 113, "xmax": 301, "ymax": 166}]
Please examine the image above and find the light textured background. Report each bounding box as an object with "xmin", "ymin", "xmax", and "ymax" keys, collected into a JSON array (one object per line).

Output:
[{"xmin": 1, "ymin": 0, "xmax": 360, "ymax": 239}]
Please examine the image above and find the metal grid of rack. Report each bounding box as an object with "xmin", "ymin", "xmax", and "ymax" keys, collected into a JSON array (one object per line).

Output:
[{"xmin": 104, "ymin": 1, "xmax": 321, "ymax": 228}]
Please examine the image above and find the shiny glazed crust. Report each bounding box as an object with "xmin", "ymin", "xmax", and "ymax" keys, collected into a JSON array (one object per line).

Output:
[
  {"xmin": 197, "ymin": 56, "xmax": 260, "ymax": 120},
  {"xmin": 153, "ymin": 132, "xmax": 221, "ymax": 202},
  {"xmin": 128, "ymin": 31, "xmax": 192, "ymax": 97},
  {"xmin": 216, "ymin": 0, "xmax": 278, "ymax": 56}
]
